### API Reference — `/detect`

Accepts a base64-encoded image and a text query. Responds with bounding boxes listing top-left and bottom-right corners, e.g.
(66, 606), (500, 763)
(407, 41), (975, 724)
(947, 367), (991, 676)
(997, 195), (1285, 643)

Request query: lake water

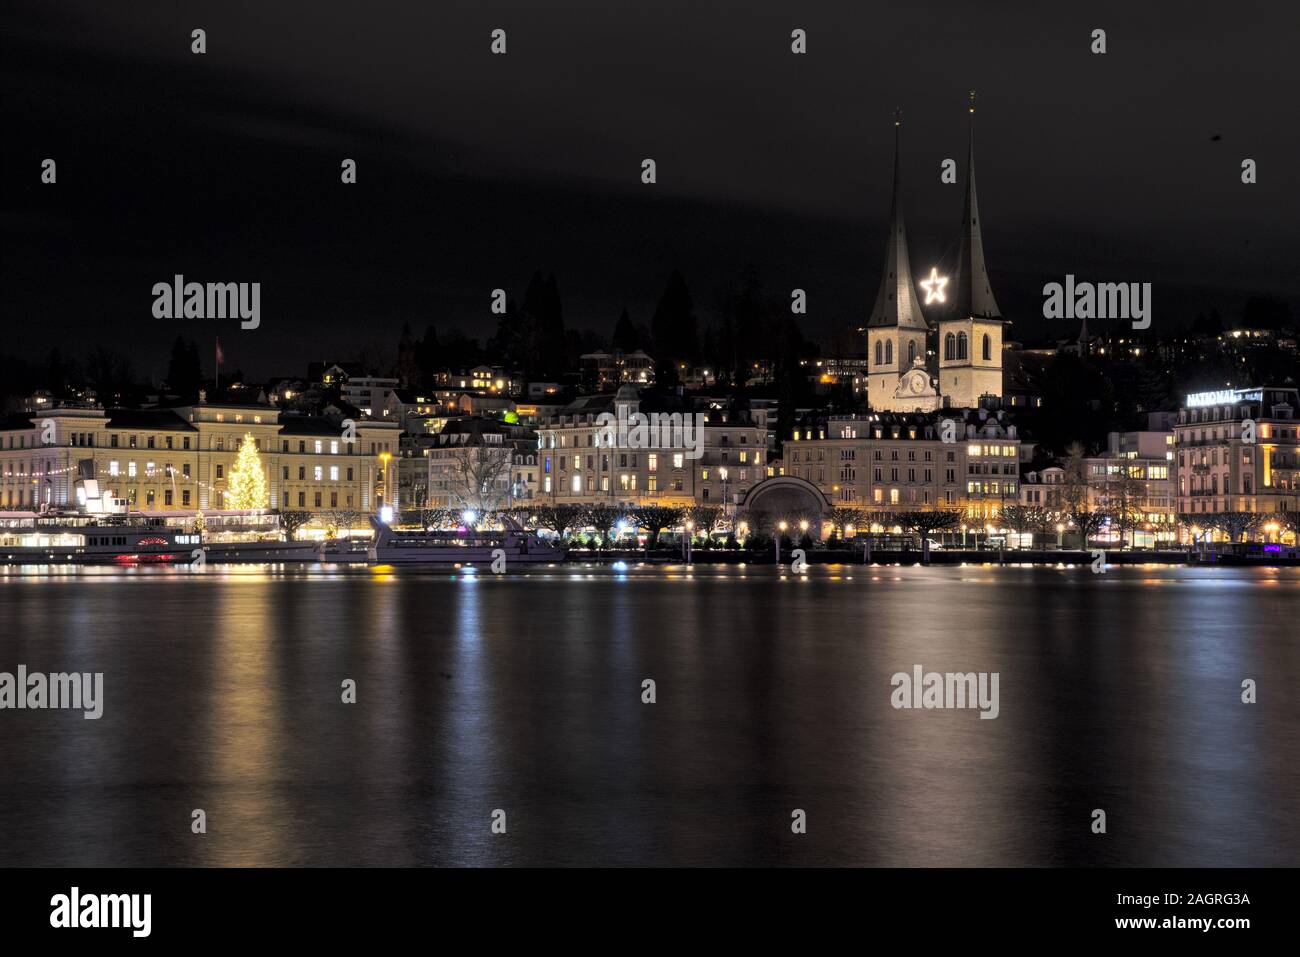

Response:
(1, 562), (1297, 866)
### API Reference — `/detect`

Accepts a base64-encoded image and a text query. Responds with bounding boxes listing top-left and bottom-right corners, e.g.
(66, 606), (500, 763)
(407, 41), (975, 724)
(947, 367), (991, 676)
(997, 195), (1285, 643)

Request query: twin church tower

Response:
(864, 94), (1004, 413)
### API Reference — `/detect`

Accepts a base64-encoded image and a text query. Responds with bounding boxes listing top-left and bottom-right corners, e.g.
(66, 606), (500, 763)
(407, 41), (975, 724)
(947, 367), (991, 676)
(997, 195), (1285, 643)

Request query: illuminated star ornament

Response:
(920, 267), (948, 305)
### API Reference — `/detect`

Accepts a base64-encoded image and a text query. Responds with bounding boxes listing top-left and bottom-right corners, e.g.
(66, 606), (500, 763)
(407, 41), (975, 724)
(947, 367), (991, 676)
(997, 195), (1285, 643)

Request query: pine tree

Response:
(227, 433), (268, 510)
(611, 307), (640, 352)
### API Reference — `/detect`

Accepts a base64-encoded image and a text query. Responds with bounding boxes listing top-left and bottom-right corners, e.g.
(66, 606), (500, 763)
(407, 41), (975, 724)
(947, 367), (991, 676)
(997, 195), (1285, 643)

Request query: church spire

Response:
(951, 91), (1002, 321)
(866, 109), (927, 331)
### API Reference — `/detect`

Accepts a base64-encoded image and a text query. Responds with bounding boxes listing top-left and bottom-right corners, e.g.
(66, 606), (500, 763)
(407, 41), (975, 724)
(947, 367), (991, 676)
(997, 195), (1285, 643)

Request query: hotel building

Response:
(1174, 386), (1300, 517)
(0, 397), (400, 516)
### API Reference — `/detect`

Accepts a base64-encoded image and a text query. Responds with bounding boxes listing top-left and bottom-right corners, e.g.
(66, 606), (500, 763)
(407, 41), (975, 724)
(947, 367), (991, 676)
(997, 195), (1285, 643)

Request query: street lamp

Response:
(777, 520), (788, 565)
(376, 450), (394, 518)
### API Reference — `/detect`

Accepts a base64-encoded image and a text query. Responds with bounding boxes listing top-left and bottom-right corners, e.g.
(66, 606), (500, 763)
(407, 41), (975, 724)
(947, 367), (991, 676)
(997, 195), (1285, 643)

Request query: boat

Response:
(0, 523), (195, 566)
(368, 516), (564, 565)
(0, 521), (324, 566)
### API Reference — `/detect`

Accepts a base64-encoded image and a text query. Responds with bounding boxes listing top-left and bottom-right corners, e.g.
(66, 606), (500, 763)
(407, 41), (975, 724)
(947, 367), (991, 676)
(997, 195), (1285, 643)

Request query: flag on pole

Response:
(215, 337), (225, 366)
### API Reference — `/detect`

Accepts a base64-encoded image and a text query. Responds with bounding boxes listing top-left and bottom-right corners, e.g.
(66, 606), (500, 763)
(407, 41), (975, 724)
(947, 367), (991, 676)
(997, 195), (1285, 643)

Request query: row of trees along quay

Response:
(305, 502), (1297, 562)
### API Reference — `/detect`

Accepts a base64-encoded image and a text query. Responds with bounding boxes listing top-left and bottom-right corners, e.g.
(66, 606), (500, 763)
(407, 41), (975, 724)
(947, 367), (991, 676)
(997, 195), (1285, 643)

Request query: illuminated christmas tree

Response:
(227, 433), (268, 510)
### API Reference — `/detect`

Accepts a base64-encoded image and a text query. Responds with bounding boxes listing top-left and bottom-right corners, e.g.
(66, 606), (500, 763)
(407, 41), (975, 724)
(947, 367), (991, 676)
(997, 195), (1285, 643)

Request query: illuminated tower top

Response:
(951, 91), (1002, 322)
(866, 109), (928, 332)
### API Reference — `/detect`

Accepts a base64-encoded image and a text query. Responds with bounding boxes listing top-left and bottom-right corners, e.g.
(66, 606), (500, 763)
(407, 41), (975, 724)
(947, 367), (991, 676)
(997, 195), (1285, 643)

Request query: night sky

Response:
(3, 0), (1297, 382)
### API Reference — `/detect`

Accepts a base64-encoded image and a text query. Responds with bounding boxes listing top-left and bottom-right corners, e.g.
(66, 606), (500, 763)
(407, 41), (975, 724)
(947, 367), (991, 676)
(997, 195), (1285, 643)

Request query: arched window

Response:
(957, 332), (968, 360)
(944, 333), (956, 360)
(884, 340), (893, 365)
(982, 334), (991, 360)
(874, 340), (883, 365)
(907, 340), (916, 364)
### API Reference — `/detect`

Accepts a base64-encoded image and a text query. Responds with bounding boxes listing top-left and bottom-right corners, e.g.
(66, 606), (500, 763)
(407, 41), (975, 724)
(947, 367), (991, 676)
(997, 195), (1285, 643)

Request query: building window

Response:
(982, 333), (991, 360)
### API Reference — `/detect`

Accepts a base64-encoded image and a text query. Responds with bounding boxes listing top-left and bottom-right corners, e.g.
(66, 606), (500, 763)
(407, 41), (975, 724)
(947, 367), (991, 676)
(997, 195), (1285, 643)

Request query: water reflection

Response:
(0, 564), (1295, 866)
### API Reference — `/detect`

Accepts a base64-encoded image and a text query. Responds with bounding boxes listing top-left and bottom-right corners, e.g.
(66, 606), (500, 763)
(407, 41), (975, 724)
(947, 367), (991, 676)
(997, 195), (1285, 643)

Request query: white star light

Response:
(920, 268), (948, 305)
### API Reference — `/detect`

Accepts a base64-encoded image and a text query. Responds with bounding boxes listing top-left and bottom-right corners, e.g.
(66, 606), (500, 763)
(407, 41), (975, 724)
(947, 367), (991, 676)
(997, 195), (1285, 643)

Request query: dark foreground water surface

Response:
(1, 563), (1297, 866)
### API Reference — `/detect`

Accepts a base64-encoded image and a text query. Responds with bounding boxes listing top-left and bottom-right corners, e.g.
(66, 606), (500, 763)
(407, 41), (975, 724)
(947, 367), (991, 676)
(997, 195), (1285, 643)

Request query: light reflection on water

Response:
(0, 564), (1297, 866)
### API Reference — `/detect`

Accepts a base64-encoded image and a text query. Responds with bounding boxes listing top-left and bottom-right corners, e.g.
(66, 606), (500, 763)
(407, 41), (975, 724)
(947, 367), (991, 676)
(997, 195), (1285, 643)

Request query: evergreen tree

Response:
(396, 322), (420, 387)
(527, 273), (567, 380)
(611, 307), (640, 352)
(487, 296), (532, 375)
(227, 434), (268, 510)
(651, 270), (698, 384)
(416, 325), (440, 385)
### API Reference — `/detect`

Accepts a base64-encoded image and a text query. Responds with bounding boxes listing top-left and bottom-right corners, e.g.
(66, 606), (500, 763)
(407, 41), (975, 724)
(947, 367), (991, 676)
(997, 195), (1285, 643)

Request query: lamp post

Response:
(777, 520), (788, 565)
(378, 451), (392, 515)
(684, 519), (694, 564)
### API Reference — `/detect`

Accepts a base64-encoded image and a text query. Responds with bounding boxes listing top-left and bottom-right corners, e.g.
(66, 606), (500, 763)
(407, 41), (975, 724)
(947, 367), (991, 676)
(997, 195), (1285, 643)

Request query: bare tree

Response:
(632, 505), (684, 548)
(279, 510), (311, 541)
(582, 503), (626, 547)
(825, 507), (865, 542)
(687, 505), (724, 539)
(1098, 469), (1147, 549)
(444, 445), (513, 517)
(1208, 511), (1262, 543)
(321, 509), (365, 539)
(529, 504), (586, 541)
(898, 508), (962, 562)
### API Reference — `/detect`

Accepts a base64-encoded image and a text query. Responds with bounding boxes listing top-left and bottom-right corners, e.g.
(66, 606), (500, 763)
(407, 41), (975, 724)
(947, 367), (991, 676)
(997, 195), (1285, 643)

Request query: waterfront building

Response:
(1084, 430), (1177, 546)
(1173, 386), (1300, 519)
(536, 386), (768, 511)
(425, 416), (538, 512)
(0, 396), (399, 517)
(783, 406), (1023, 521)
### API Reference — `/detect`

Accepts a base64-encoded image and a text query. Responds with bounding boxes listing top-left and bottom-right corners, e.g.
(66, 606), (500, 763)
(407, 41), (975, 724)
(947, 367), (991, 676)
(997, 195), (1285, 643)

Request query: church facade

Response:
(865, 98), (1005, 413)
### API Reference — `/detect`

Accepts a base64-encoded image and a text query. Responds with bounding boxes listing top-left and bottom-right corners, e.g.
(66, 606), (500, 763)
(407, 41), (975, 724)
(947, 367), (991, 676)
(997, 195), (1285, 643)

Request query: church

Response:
(865, 96), (1005, 413)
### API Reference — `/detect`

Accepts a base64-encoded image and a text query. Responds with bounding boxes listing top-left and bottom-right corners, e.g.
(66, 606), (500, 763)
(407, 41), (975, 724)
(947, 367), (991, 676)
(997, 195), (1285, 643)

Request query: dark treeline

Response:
(389, 265), (820, 409)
